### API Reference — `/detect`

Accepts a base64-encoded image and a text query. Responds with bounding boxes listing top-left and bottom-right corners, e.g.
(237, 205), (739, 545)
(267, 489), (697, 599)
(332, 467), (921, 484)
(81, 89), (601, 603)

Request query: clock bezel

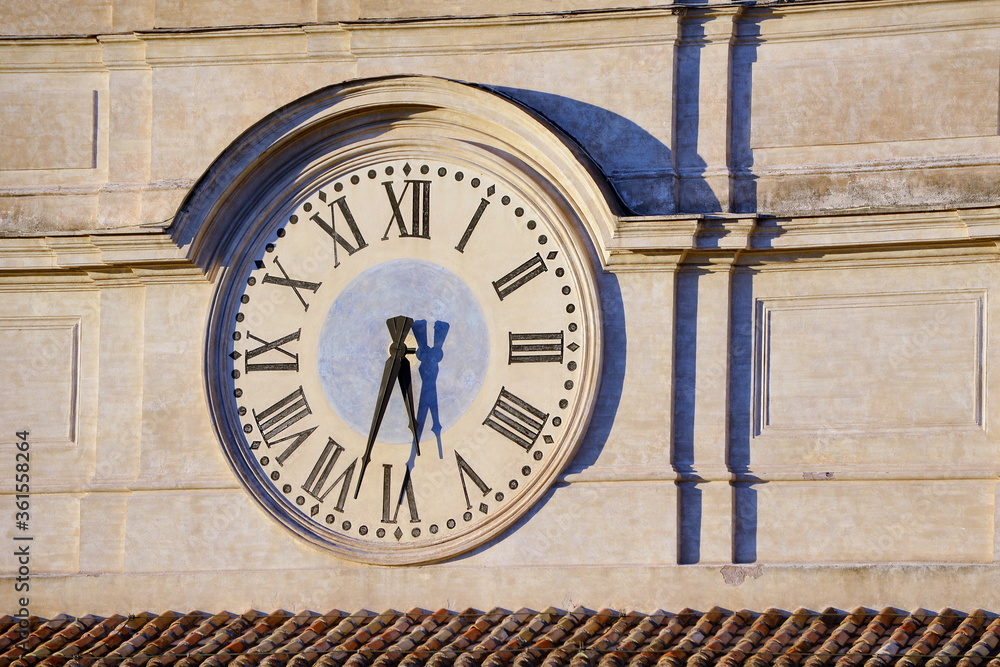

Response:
(189, 77), (618, 564)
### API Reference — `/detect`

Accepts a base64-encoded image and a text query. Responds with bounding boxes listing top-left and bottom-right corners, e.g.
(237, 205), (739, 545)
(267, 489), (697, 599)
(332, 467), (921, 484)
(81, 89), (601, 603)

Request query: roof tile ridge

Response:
(628, 609), (697, 667)
(1, 617), (29, 655)
(204, 611), (292, 667)
(288, 610), (375, 667)
(13, 616), (95, 667)
(42, 615), (127, 667)
(865, 610), (929, 667)
(425, 607), (507, 667)
(513, 607), (589, 667)
(834, 608), (898, 667)
(316, 611), (400, 667)
(895, 608), (960, 667)
(259, 609), (345, 667)
(482, 607), (561, 667)
(343, 608), (424, 667)
(123, 613), (206, 667)
(597, 611), (668, 667)
(453, 608), (534, 667)
(571, 612), (642, 667)
(92, 614), (180, 667)
(770, 609), (837, 667)
(4, 617), (75, 666)
(803, 607), (869, 667)
(686, 610), (753, 667)
(718, 608), (786, 667)
(398, 608), (476, 667)
(656, 607), (726, 667)
(173, 611), (261, 667)
(231, 611), (317, 667)
(541, 609), (616, 667)
(372, 608), (451, 667)
(66, 615), (153, 667)
(927, 610), (987, 667)
(147, 612), (233, 667)
(956, 617), (1000, 667)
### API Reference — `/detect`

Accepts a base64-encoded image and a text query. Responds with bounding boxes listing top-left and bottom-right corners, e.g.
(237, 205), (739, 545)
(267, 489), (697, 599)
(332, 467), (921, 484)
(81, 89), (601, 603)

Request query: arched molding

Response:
(171, 75), (624, 277)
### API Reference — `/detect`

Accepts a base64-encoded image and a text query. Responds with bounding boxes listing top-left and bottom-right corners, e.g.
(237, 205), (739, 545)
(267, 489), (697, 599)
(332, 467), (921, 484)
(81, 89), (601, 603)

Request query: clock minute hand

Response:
(353, 316), (414, 499)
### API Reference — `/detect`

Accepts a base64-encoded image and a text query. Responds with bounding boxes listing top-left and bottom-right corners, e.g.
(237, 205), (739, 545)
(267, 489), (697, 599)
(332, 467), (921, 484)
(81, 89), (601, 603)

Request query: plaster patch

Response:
(720, 564), (764, 586)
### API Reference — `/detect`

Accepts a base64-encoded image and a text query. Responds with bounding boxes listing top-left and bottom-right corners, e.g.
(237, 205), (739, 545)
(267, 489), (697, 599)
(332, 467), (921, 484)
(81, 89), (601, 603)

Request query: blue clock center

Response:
(318, 259), (490, 447)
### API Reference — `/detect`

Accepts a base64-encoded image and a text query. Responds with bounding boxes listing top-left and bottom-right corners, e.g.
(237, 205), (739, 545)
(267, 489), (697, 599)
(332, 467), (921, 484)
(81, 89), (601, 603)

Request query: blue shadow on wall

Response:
(489, 6), (774, 561)
(489, 86), (676, 216)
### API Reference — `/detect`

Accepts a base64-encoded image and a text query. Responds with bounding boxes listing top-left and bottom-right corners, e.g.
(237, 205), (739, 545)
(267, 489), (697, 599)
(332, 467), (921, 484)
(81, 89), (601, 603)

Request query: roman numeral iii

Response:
(492, 253), (547, 300)
(483, 387), (549, 451)
(508, 331), (564, 364)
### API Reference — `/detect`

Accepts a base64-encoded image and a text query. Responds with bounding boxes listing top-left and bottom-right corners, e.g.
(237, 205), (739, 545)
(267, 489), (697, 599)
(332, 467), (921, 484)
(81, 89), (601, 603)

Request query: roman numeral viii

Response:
(483, 387), (549, 451)
(508, 331), (564, 364)
(383, 180), (431, 240)
(311, 194), (368, 267)
(252, 386), (317, 465)
(493, 253), (547, 300)
(244, 329), (300, 372)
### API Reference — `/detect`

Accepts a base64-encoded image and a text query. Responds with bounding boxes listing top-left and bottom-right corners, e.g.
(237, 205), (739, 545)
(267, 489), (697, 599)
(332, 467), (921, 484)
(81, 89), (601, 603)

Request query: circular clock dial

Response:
(211, 155), (600, 563)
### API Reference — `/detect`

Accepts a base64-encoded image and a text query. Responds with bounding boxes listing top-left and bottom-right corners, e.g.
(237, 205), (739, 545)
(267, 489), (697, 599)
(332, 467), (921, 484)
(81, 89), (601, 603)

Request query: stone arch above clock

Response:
(171, 75), (624, 277)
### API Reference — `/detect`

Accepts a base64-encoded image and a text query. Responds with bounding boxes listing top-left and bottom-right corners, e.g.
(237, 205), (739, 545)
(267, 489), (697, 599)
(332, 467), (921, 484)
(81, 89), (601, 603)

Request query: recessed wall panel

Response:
(756, 291), (984, 434)
(0, 317), (80, 445)
(0, 91), (97, 171)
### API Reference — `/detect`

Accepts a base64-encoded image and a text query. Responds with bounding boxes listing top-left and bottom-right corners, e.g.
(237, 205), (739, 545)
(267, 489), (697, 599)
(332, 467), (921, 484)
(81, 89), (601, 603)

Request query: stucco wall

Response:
(1, 0), (1000, 615)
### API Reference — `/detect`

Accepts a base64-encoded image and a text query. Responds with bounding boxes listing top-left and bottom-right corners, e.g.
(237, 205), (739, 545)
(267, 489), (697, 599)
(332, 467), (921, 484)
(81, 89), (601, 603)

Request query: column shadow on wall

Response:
(673, 17), (722, 214)
(672, 7), (772, 563)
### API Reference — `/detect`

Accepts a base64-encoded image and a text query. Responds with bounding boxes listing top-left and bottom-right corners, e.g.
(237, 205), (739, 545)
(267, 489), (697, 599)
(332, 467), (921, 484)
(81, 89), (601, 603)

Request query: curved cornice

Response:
(170, 75), (624, 277)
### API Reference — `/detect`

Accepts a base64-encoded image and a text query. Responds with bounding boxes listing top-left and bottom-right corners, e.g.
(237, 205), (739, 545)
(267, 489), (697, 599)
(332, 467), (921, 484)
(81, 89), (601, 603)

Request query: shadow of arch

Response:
(490, 87), (676, 216)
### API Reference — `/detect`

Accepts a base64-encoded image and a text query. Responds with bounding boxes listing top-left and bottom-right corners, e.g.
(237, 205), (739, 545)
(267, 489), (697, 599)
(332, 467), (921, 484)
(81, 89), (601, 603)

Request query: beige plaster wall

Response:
(1, 0), (998, 233)
(2, 0), (1000, 614)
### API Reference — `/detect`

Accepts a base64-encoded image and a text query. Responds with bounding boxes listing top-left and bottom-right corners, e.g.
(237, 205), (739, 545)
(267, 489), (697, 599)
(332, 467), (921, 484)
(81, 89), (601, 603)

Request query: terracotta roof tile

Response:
(7, 609), (1000, 667)
(927, 610), (986, 667)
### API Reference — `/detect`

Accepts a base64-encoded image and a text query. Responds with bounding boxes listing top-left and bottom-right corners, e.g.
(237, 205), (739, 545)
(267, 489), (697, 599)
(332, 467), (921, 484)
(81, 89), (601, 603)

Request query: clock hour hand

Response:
(354, 316), (414, 499)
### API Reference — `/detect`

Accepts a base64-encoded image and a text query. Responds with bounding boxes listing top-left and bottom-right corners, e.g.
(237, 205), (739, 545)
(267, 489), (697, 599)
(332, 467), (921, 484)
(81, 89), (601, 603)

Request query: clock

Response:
(207, 151), (602, 564)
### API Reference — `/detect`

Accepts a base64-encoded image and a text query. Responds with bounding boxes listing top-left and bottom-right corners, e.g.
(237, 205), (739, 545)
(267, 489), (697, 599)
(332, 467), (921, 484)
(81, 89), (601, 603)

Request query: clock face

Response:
(209, 154), (601, 564)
